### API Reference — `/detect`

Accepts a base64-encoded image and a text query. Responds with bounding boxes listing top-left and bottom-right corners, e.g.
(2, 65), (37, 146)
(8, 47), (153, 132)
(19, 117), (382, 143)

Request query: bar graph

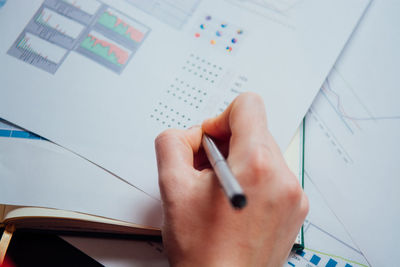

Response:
(285, 251), (317, 267)
(35, 7), (85, 39)
(16, 33), (67, 64)
(310, 255), (321, 265)
(0, 0), (6, 9)
(7, 32), (68, 73)
(293, 249), (363, 267)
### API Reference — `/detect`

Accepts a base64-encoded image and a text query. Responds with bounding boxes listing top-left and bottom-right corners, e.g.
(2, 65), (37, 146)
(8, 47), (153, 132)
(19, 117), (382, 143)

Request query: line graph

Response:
(80, 31), (131, 66)
(323, 78), (400, 123)
(97, 9), (149, 44)
(35, 7), (85, 39)
(318, 68), (400, 135)
(302, 220), (368, 267)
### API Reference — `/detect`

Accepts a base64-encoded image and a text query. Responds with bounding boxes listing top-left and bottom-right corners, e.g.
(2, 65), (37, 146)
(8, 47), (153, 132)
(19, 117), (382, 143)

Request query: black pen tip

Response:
(231, 194), (247, 209)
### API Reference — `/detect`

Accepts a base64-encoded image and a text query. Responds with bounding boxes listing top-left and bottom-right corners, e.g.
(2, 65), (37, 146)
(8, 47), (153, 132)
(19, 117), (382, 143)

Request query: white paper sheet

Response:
(0, 117), (301, 228)
(0, 135), (162, 228)
(0, 0), (369, 198)
(303, 174), (369, 267)
(304, 0), (400, 265)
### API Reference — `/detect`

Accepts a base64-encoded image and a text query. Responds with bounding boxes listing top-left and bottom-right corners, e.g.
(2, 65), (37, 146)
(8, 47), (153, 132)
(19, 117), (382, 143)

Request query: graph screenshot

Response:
(36, 8), (85, 40)
(78, 31), (132, 72)
(95, 8), (149, 47)
(8, 0), (150, 74)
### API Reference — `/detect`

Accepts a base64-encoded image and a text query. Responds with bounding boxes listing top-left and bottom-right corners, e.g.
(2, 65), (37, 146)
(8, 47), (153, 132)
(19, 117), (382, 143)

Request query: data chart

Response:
(8, 32), (68, 73)
(79, 31), (132, 70)
(8, 0), (150, 74)
(36, 7), (85, 39)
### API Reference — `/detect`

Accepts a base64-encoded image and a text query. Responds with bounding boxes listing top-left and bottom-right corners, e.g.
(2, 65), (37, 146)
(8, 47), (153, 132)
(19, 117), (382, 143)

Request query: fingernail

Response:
(188, 124), (201, 131)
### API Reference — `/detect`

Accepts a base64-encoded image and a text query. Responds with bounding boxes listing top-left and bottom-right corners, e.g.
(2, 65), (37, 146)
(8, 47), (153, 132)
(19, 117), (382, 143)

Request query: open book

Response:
(0, 206), (158, 236)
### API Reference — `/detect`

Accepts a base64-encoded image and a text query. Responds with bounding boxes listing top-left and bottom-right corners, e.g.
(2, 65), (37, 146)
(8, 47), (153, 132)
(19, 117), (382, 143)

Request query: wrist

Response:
(169, 249), (253, 267)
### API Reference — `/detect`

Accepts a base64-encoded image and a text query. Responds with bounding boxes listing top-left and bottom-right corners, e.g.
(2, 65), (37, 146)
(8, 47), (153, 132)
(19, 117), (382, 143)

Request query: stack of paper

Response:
(7, 0), (400, 266)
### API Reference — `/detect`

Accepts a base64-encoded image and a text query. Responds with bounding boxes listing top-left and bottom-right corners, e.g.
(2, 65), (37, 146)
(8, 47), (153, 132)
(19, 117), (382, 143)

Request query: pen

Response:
(202, 134), (247, 209)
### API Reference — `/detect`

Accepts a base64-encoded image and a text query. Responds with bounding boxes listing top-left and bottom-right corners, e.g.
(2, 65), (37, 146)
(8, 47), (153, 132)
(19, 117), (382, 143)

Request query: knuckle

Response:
(281, 174), (303, 205)
(155, 129), (180, 145)
(248, 144), (274, 178)
(155, 129), (185, 153)
(238, 92), (264, 105)
(159, 171), (190, 202)
(300, 194), (310, 218)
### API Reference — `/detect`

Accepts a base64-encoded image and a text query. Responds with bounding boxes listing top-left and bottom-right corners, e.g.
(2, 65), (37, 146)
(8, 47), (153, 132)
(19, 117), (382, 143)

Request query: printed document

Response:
(0, 0), (369, 198)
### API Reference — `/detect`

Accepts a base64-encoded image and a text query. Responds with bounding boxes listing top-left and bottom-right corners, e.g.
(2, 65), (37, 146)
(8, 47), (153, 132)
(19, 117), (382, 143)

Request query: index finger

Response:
(155, 126), (203, 193)
(202, 92), (272, 156)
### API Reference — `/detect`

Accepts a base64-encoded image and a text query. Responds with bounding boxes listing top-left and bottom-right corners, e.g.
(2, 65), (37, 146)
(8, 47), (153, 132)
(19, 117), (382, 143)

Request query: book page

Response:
(3, 206), (156, 230)
(284, 128), (301, 182)
(0, 136), (162, 229)
(0, 205), (5, 223)
(0, 0), (369, 199)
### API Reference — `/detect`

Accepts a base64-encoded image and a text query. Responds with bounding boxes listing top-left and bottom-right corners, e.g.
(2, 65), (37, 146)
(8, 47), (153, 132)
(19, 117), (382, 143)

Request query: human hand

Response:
(155, 92), (308, 267)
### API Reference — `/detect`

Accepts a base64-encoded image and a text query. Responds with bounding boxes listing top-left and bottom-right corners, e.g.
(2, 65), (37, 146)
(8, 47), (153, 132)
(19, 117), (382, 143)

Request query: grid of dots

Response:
(150, 102), (192, 129)
(182, 54), (223, 84)
(167, 77), (208, 110)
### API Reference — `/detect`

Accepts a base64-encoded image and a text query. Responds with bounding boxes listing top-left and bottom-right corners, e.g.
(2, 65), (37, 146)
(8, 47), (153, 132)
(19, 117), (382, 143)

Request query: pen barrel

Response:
(213, 161), (246, 208)
(202, 135), (247, 209)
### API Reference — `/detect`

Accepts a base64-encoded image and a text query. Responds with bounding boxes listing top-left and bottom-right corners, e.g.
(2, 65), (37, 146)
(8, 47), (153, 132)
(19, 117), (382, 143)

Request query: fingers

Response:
(203, 92), (268, 141)
(155, 126), (203, 189)
(202, 93), (276, 163)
